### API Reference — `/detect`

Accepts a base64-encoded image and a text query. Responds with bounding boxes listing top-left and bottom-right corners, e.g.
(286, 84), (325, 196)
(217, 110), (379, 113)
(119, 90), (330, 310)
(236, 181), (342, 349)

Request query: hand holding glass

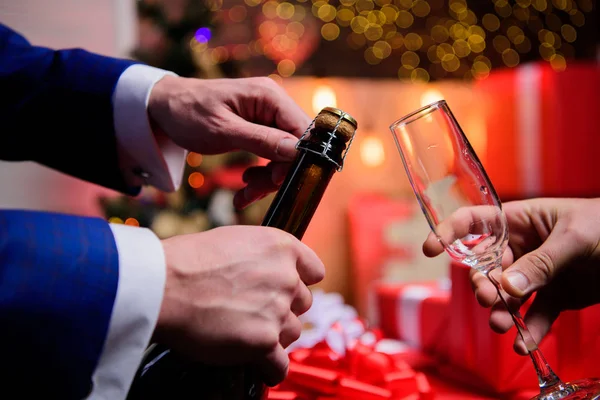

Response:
(390, 100), (600, 400)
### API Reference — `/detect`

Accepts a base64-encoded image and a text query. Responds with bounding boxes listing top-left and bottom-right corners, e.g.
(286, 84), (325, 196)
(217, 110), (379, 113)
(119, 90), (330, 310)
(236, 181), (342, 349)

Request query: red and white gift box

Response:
(475, 61), (600, 199)
(370, 280), (451, 356)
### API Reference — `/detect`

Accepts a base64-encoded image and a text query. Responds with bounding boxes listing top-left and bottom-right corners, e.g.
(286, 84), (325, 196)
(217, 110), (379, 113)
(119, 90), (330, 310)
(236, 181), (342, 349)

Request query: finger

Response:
(290, 281), (313, 316)
(423, 231), (444, 257)
(488, 295), (521, 333)
(501, 226), (583, 298)
(489, 306), (514, 334)
(513, 291), (560, 356)
(229, 118), (301, 162)
(258, 80), (313, 138)
(279, 313), (303, 349)
(435, 205), (505, 255)
(257, 344), (289, 387)
(293, 240), (326, 286)
(471, 269), (498, 308)
(242, 162), (290, 186)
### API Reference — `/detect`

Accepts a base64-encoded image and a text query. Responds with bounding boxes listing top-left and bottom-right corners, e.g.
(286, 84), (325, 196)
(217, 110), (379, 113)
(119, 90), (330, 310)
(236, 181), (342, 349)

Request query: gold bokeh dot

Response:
(356, 0), (375, 12)
(561, 24), (577, 42)
(380, 5), (399, 23)
(364, 47), (381, 65)
(401, 51), (420, 69)
(468, 35), (486, 53)
(441, 54), (460, 72)
(347, 32), (367, 49)
(579, 0), (593, 12)
(412, 0), (431, 17)
(404, 32), (423, 50)
(364, 24), (384, 41)
(552, 0), (567, 10)
(321, 23), (341, 40)
(396, 10), (414, 28)
(515, 36), (532, 53)
(449, 0), (467, 14)
(482, 14), (500, 31)
(453, 39), (471, 57)
(545, 13), (562, 31)
(411, 68), (430, 83)
(262, 1), (279, 18)
(427, 45), (440, 62)
(277, 59), (296, 77)
(472, 60), (491, 79)
(539, 43), (556, 60)
(570, 10), (585, 27)
(351, 15), (369, 34)
(531, 0), (547, 11)
(431, 25), (449, 43)
(513, 6), (530, 21)
(550, 53), (567, 71)
(493, 35), (511, 52)
(387, 32), (404, 49)
(502, 48), (520, 67)
(373, 40), (393, 58)
(337, 8), (355, 26)
(276, 2), (295, 19)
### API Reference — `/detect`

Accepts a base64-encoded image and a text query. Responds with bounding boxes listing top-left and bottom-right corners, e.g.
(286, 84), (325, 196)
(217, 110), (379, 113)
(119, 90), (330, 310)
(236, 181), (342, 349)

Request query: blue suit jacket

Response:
(0, 24), (142, 398)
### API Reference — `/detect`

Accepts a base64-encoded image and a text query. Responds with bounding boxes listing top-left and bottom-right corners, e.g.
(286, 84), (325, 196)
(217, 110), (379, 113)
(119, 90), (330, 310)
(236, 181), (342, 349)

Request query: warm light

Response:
(420, 89), (444, 107)
(187, 152), (203, 167)
(312, 85), (337, 115)
(360, 136), (385, 167)
(125, 218), (140, 227)
(108, 217), (123, 224)
(188, 172), (205, 188)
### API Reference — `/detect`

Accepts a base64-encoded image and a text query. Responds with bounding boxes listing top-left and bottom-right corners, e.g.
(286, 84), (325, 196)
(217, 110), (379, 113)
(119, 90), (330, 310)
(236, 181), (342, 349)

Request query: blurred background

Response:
(1, 0), (598, 317)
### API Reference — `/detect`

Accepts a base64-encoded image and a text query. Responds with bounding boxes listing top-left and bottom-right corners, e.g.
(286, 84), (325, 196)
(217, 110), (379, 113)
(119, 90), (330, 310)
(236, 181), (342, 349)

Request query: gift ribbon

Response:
(271, 321), (434, 400)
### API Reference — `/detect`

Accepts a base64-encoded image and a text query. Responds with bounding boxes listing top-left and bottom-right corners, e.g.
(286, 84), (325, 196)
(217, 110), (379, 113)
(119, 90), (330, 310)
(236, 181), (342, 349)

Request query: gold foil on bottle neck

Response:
(314, 107), (358, 142)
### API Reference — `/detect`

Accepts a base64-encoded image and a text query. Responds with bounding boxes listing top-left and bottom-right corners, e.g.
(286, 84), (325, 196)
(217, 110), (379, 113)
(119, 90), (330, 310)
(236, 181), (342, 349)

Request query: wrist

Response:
(153, 238), (184, 343)
(147, 75), (180, 135)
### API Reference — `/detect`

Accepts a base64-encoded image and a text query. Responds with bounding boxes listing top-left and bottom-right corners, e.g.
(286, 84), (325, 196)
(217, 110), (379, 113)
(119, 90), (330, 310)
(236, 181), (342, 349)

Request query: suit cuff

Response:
(88, 224), (166, 400)
(112, 64), (187, 192)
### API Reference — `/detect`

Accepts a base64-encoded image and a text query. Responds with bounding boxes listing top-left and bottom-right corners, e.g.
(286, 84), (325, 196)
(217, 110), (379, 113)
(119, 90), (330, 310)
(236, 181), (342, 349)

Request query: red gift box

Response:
(372, 280), (451, 355)
(475, 61), (600, 199)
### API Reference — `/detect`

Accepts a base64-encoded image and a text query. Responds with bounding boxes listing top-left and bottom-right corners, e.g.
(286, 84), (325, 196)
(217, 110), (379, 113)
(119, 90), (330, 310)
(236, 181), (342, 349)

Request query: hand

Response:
(424, 198), (600, 355)
(148, 76), (311, 209)
(153, 225), (325, 386)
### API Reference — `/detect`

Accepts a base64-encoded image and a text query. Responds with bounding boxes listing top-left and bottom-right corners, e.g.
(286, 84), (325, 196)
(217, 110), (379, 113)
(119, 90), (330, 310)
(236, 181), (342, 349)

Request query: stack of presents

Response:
(268, 62), (600, 400)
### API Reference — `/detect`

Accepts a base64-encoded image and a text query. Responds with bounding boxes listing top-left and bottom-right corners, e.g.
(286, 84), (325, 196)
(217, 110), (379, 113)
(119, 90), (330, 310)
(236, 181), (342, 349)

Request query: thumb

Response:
(501, 229), (580, 298)
(230, 119), (300, 162)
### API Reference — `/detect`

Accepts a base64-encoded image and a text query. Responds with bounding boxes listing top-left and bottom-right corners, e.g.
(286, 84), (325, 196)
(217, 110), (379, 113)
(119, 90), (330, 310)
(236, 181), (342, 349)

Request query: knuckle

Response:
(528, 251), (555, 282)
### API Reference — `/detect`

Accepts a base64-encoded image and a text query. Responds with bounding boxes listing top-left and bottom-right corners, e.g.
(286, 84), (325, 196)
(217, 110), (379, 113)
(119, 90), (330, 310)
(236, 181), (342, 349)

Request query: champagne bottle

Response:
(126, 107), (358, 400)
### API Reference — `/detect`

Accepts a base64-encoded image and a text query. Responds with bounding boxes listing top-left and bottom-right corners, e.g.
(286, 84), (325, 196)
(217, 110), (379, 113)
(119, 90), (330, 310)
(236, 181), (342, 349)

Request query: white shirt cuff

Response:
(87, 224), (166, 400)
(112, 64), (187, 192)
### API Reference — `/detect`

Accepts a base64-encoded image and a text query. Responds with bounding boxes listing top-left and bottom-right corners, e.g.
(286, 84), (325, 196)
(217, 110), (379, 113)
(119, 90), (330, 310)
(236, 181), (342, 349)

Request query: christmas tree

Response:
(99, 0), (271, 237)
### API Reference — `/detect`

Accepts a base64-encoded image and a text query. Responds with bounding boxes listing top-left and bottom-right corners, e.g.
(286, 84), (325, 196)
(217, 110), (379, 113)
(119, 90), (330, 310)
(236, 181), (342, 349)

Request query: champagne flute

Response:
(389, 100), (600, 400)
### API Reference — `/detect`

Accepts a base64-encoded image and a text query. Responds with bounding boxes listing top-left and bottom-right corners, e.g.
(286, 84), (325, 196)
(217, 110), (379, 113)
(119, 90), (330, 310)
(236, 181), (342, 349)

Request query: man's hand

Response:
(424, 198), (600, 355)
(153, 225), (325, 386)
(148, 76), (311, 209)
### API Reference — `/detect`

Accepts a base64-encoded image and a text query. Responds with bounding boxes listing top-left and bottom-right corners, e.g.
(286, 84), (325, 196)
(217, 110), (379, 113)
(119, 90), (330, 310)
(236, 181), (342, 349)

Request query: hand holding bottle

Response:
(153, 225), (325, 386)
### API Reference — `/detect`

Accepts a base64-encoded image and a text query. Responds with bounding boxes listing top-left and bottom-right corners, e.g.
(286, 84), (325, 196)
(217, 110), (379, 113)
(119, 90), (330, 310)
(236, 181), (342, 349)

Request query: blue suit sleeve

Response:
(0, 209), (119, 399)
(0, 23), (140, 195)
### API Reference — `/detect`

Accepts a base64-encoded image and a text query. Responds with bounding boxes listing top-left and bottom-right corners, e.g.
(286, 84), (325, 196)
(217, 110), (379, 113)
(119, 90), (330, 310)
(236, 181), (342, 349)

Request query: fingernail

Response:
(277, 137), (298, 159)
(506, 271), (530, 294)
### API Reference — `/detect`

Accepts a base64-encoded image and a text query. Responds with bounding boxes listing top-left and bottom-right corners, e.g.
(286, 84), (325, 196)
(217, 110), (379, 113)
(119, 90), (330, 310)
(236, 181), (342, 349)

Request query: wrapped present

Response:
(371, 280), (451, 355)
(272, 291), (437, 400)
(347, 194), (449, 317)
(475, 61), (600, 199)
(270, 329), (437, 400)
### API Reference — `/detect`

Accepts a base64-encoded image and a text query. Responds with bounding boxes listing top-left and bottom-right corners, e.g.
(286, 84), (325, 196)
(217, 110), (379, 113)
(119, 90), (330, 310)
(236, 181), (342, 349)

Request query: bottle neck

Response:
(261, 149), (340, 240)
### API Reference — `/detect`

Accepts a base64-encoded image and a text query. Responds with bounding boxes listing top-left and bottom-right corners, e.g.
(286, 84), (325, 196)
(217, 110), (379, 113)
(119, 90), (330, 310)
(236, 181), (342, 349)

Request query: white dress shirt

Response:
(87, 64), (187, 400)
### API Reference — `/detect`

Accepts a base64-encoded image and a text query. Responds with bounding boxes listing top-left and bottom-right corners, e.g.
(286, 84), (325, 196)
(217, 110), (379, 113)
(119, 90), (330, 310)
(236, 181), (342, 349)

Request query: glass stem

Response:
(482, 265), (563, 392)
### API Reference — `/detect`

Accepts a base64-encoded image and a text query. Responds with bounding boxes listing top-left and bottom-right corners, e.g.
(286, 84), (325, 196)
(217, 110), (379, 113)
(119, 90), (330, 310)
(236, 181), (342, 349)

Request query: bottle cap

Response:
(315, 107), (358, 143)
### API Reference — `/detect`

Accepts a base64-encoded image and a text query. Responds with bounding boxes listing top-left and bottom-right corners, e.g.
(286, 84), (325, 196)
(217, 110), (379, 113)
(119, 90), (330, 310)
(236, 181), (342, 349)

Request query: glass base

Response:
(531, 378), (600, 400)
